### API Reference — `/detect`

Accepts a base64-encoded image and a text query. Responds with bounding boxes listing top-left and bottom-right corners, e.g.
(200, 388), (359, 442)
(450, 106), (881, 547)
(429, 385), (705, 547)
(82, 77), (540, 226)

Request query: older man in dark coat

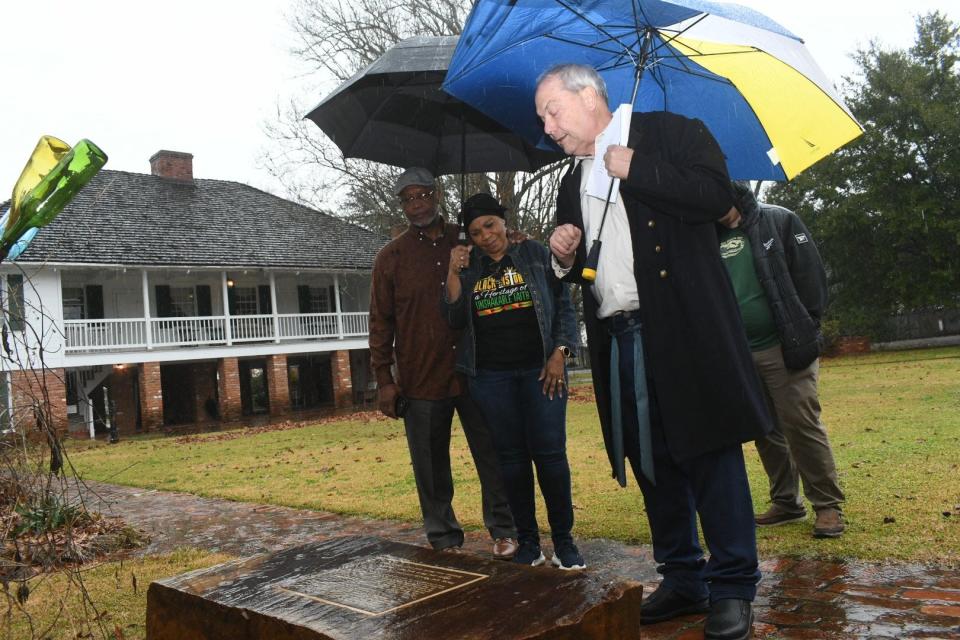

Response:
(539, 63), (771, 640)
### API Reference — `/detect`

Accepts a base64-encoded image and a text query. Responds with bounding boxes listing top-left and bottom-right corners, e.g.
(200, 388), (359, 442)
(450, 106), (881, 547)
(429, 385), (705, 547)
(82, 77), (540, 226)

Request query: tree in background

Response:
(262, 0), (567, 240)
(767, 12), (959, 338)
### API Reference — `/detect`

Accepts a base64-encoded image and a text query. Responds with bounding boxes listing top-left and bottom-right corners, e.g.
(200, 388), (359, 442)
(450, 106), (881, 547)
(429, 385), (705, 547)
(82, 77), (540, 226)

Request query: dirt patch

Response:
(172, 411), (390, 445)
(2, 513), (147, 576)
(568, 384), (596, 404)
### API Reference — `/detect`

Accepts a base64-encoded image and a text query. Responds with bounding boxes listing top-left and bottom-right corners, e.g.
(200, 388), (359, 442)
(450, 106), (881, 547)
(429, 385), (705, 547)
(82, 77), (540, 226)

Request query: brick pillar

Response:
(266, 354), (290, 417)
(138, 362), (163, 431)
(9, 368), (68, 435)
(330, 350), (353, 409)
(217, 357), (242, 422)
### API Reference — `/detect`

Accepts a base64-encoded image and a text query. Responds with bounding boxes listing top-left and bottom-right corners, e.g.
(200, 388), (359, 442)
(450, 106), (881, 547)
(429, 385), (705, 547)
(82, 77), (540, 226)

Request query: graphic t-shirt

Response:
(472, 255), (544, 370)
(718, 227), (779, 351)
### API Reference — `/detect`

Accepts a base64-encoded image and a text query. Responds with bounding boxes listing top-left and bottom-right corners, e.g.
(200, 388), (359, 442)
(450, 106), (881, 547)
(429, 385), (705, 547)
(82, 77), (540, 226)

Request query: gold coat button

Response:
(647, 220), (656, 228)
(655, 245), (662, 253)
(659, 269), (668, 278)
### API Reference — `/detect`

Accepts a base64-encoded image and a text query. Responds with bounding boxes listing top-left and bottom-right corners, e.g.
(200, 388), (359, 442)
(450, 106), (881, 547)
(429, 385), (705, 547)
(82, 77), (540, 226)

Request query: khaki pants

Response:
(752, 345), (845, 512)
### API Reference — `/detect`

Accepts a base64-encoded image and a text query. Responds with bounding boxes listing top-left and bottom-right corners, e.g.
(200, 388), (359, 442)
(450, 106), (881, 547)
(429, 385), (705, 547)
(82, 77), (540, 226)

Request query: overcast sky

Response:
(0, 1), (954, 203)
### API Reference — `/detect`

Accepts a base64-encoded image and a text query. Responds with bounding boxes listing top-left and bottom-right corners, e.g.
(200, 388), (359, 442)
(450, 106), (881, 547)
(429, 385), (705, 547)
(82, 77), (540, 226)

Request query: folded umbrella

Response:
(305, 35), (564, 176)
(442, 0), (863, 181)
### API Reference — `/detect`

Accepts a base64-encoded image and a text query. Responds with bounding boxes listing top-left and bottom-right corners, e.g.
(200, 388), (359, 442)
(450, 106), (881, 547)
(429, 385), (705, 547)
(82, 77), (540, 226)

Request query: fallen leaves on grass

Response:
(172, 411), (388, 445)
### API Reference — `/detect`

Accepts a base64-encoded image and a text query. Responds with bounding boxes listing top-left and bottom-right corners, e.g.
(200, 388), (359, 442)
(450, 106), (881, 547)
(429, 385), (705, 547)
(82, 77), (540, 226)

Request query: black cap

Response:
(462, 192), (507, 229)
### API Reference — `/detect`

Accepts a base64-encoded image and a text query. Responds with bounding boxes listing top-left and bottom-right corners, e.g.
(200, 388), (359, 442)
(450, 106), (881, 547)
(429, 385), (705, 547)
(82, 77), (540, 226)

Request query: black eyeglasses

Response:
(399, 190), (435, 205)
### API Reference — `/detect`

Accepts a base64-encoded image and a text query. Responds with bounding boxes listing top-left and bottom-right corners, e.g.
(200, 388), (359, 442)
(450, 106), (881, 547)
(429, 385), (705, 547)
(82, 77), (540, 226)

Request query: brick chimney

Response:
(149, 150), (193, 182)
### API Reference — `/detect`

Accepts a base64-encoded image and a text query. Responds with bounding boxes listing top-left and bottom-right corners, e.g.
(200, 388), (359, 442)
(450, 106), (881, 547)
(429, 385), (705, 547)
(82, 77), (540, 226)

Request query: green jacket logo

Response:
(720, 236), (746, 259)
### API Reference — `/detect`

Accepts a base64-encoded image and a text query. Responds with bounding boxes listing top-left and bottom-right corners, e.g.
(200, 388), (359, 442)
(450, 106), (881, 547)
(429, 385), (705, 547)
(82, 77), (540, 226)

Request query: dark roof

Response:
(15, 170), (388, 270)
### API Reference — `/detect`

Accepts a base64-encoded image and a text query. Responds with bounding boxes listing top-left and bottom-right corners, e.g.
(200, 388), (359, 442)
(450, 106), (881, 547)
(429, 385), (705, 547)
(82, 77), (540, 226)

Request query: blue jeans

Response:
(469, 367), (574, 547)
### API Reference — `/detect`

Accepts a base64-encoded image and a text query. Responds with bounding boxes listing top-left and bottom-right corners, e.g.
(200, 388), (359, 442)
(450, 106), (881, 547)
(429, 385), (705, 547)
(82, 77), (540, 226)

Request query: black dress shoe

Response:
(704, 598), (754, 640)
(640, 586), (710, 624)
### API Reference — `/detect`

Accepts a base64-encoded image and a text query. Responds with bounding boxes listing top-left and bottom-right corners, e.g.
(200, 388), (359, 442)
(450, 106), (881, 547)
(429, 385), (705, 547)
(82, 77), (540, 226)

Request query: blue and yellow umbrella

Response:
(443, 0), (863, 180)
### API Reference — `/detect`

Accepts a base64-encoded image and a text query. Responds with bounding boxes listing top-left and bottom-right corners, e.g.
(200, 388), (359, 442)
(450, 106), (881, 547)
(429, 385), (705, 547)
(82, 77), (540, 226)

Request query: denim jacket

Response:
(441, 239), (579, 376)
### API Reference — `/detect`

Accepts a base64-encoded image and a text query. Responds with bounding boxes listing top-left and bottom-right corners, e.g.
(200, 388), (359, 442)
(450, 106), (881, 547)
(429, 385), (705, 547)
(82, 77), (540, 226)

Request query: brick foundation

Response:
(266, 354), (290, 417)
(218, 357), (242, 422)
(8, 368), (68, 435)
(330, 350), (353, 409)
(138, 362), (164, 431)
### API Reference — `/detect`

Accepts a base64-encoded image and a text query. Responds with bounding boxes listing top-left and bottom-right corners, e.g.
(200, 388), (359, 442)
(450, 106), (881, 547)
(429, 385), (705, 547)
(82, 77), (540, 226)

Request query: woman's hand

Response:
(539, 348), (567, 400)
(448, 245), (472, 278)
(446, 244), (473, 302)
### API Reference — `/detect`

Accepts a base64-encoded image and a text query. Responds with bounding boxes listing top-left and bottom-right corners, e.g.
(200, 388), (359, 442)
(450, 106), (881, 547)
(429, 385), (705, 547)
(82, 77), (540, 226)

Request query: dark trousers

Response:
(615, 329), (760, 602)
(403, 393), (516, 550)
(469, 367), (574, 548)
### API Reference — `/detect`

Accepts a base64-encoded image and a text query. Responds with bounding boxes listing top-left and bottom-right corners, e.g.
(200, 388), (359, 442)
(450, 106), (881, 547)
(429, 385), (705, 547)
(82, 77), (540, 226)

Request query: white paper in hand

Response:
(587, 104), (633, 204)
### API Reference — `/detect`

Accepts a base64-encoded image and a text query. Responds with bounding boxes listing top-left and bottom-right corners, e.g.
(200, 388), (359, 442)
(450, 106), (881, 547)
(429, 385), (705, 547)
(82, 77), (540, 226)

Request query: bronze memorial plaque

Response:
(277, 554), (488, 615)
(146, 536), (643, 639)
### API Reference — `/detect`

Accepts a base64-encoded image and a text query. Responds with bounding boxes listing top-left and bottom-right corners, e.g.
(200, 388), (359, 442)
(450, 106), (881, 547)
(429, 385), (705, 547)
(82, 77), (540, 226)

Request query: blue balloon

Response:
(7, 227), (38, 261)
(1, 205), (40, 261)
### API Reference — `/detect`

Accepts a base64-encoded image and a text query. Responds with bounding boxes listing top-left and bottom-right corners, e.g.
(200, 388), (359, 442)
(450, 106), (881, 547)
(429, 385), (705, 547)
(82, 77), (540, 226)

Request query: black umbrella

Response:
(304, 35), (564, 176)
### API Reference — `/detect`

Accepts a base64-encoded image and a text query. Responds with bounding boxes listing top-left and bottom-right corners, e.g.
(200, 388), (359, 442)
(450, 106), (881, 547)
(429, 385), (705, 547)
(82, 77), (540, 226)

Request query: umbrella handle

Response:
(582, 239), (602, 281)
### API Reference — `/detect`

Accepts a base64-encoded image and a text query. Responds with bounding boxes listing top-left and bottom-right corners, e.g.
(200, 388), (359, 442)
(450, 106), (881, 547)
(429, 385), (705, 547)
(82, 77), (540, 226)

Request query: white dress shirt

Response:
(554, 157), (639, 319)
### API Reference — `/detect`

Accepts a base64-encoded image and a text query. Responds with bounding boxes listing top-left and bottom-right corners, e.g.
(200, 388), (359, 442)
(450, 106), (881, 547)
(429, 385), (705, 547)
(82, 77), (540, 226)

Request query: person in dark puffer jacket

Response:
(718, 181), (845, 539)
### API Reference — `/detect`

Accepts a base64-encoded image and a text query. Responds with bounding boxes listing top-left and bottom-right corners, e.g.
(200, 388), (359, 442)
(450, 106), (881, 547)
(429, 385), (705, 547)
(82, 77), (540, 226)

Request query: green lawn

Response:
(69, 347), (960, 565)
(10, 549), (230, 640)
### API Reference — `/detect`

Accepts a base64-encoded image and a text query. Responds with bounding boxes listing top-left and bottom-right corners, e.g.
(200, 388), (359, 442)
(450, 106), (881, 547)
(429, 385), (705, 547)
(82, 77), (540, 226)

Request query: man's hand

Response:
(718, 206), (742, 229)
(507, 228), (528, 245)
(378, 383), (400, 419)
(603, 144), (634, 180)
(549, 224), (582, 268)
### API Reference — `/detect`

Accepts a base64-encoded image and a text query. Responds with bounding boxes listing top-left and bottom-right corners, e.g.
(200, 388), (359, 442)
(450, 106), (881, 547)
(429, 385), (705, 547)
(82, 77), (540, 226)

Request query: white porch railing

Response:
(64, 319), (148, 351)
(151, 317), (228, 347)
(230, 314), (275, 343)
(341, 312), (369, 336)
(63, 312), (369, 353)
(277, 312), (339, 339)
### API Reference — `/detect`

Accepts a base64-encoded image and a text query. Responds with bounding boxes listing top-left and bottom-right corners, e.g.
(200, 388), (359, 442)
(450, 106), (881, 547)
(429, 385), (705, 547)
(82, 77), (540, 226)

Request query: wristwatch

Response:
(557, 345), (572, 358)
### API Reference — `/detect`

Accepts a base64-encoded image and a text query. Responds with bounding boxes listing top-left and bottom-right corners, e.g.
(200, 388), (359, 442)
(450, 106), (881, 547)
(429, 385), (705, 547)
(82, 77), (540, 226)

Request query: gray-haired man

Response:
(540, 63), (772, 640)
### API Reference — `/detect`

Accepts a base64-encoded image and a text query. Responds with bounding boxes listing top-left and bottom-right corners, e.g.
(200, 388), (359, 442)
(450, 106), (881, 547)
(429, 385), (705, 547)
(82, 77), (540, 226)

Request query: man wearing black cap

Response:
(368, 167), (518, 558)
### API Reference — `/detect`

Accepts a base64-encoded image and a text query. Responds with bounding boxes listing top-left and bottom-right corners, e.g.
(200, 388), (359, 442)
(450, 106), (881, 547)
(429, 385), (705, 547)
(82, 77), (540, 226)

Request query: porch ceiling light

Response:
(226, 278), (235, 288)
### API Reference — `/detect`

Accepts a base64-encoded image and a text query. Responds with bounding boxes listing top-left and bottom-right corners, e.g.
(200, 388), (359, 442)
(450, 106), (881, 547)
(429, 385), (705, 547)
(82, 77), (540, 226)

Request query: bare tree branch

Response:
(263, 0), (568, 238)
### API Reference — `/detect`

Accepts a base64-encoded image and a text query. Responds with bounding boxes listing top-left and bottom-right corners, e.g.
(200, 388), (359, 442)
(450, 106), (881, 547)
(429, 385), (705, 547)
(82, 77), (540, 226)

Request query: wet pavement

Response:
(80, 480), (960, 639)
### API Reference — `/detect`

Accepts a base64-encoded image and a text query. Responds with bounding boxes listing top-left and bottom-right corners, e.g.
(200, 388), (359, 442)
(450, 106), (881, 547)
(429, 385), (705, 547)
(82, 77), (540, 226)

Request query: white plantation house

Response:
(0, 151), (387, 437)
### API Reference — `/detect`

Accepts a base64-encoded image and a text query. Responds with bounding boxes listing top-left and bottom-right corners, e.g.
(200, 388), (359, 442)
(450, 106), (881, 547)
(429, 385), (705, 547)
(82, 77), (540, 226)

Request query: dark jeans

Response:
(403, 393), (516, 550)
(615, 329), (760, 602)
(469, 367), (574, 548)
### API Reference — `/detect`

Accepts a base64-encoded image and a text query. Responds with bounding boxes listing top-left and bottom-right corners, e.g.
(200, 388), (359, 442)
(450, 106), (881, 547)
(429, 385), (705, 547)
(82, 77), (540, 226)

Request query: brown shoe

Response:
(493, 537), (518, 560)
(813, 508), (845, 538)
(755, 505), (806, 527)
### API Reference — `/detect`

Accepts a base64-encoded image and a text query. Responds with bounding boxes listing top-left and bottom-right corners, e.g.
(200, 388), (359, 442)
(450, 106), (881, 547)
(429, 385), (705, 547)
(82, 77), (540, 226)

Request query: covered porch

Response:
(60, 267), (371, 353)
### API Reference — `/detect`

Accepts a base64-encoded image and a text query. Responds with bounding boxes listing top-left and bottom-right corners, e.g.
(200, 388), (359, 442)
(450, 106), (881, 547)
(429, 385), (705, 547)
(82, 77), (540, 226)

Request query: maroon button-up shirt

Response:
(369, 222), (463, 400)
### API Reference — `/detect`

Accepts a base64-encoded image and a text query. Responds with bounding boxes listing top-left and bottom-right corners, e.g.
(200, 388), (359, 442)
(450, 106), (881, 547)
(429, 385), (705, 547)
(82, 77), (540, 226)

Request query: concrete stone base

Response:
(146, 536), (642, 640)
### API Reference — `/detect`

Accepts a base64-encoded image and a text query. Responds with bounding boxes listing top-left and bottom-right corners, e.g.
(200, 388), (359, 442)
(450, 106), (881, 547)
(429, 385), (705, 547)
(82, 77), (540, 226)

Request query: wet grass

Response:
(70, 347), (960, 565)
(8, 548), (230, 640)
